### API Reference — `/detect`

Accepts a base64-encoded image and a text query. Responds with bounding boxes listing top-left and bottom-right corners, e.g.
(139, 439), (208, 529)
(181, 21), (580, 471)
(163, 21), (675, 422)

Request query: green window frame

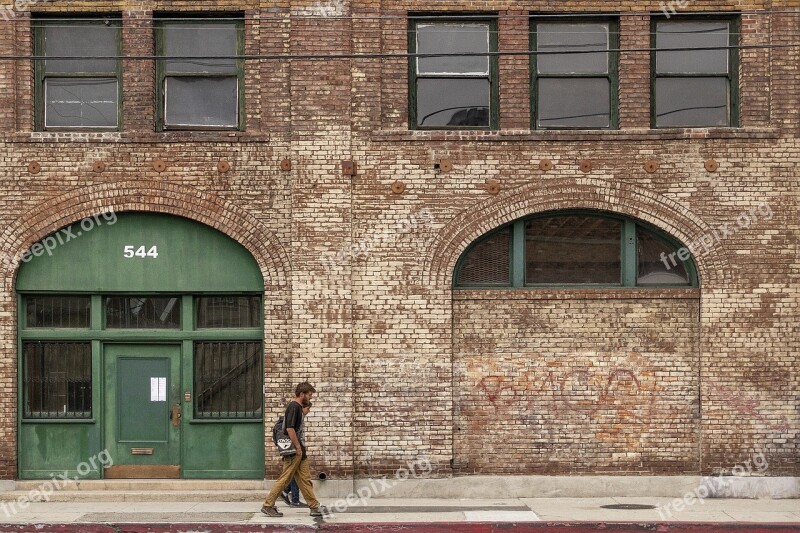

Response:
(408, 16), (499, 130)
(530, 17), (619, 130)
(651, 15), (739, 128)
(33, 16), (122, 131)
(454, 211), (699, 289)
(155, 16), (245, 131)
(18, 293), (264, 422)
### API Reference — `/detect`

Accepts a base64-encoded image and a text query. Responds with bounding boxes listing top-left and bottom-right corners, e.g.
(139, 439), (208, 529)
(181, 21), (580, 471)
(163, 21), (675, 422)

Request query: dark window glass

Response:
(537, 78), (610, 128)
(533, 21), (614, 129)
(196, 296), (261, 328)
(536, 22), (609, 75)
(637, 228), (691, 285)
(160, 21), (241, 129)
(163, 23), (238, 74)
(105, 296), (181, 329)
(456, 227), (511, 286)
(655, 77), (728, 127)
(24, 342), (92, 419)
(26, 296), (90, 328)
(413, 22), (493, 129)
(194, 342), (262, 418)
(165, 77), (238, 127)
(38, 20), (119, 129)
(654, 20), (733, 127)
(525, 216), (621, 284)
(416, 23), (490, 75)
(655, 21), (729, 74)
(45, 78), (118, 128)
(417, 78), (490, 127)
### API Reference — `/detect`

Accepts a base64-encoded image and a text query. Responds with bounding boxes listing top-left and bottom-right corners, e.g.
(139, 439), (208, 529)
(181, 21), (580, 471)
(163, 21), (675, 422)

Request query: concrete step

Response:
(0, 489), (266, 503)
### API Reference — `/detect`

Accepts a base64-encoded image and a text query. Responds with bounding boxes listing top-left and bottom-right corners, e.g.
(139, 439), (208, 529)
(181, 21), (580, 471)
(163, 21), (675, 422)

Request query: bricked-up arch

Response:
(423, 177), (731, 289)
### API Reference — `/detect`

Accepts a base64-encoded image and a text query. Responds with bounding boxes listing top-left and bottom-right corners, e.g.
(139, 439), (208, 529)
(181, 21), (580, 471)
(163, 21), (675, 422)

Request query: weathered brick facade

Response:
(0, 0), (796, 482)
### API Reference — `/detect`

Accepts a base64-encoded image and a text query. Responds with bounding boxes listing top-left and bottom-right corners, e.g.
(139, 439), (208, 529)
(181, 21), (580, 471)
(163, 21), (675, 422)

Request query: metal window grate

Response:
(23, 341), (92, 419)
(105, 296), (181, 329)
(26, 296), (91, 328)
(194, 341), (262, 419)
(196, 296), (261, 328)
(456, 227), (511, 286)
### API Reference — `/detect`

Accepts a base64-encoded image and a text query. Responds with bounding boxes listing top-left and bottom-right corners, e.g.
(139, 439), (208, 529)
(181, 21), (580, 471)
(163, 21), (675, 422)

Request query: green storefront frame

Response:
(16, 213), (266, 480)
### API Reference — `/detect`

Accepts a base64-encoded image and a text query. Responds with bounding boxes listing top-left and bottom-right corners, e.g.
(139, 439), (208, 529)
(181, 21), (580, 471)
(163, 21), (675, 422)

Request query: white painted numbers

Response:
(123, 246), (159, 259)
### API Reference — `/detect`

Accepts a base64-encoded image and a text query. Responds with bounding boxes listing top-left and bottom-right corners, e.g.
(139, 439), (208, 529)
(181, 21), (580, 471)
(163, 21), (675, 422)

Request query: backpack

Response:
(272, 415), (297, 456)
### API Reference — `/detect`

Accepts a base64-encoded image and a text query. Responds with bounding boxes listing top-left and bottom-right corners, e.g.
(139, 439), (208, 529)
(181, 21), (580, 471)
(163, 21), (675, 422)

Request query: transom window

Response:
(410, 18), (498, 129)
(34, 17), (121, 130)
(455, 213), (697, 288)
(653, 18), (738, 127)
(531, 19), (618, 129)
(156, 18), (244, 130)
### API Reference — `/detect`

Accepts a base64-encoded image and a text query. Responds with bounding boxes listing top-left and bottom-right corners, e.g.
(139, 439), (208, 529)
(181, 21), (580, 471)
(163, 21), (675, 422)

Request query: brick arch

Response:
(423, 177), (730, 288)
(0, 180), (290, 291)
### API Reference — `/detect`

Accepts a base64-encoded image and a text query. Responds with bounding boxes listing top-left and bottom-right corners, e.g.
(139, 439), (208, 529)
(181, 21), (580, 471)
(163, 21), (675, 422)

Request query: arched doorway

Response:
(16, 212), (265, 479)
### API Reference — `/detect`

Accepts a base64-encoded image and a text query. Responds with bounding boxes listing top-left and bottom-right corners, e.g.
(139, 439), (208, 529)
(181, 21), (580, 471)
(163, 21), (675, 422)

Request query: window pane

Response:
(105, 296), (181, 329)
(163, 23), (238, 74)
(537, 78), (610, 128)
(537, 22), (609, 75)
(24, 342), (91, 419)
(526, 216), (621, 284)
(196, 296), (261, 328)
(417, 23), (490, 75)
(43, 24), (117, 73)
(165, 76), (238, 127)
(637, 228), (691, 285)
(655, 77), (728, 127)
(44, 78), (118, 128)
(656, 21), (729, 74)
(194, 342), (262, 418)
(26, 296), (90, 328)
(456, 227), (510, 286)
(417, 78), (489, 127)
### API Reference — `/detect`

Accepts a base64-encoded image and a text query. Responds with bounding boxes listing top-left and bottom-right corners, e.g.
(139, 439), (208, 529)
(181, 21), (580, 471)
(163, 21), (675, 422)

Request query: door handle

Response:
(170, 403), (182, 427)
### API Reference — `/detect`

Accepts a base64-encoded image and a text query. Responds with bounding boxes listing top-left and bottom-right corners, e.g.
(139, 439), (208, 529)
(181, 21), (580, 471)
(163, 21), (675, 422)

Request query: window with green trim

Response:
(194, 341), (262, 419)
(652, 17), (738, 127)
(455, 212), (697, 288)
(156, 17), (244, 130)
(409, 17), (499, 129)
(34, 17), (121, 130)
(23, 341), (92, 419)
(531, 18), (618, 129)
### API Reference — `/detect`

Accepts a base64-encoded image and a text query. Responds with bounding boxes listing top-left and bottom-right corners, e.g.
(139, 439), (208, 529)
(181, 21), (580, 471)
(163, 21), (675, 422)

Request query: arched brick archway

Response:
(0, 180), (291, 480)
(423, 176), (730, 289)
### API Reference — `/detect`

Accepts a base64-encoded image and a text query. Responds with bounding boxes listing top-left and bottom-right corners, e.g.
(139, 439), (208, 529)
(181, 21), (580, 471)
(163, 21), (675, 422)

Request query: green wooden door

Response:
(104, 344), (181, 478)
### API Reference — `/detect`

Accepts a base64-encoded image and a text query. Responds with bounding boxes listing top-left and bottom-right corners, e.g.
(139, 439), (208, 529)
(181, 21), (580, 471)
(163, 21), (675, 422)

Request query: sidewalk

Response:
(0, 497), (798, 531)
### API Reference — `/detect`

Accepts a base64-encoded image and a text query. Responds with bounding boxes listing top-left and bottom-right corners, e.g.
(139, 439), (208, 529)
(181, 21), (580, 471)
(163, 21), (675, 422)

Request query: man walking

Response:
(262, 382), (325, 518)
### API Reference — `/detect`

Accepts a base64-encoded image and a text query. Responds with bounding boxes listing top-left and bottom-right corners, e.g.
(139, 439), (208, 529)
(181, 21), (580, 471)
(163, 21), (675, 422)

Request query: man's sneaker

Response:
(309, 506), (327, 517)
(280, 491), (291, 505)
(261, 506), (284, 517)
(290, 501), (308, 508)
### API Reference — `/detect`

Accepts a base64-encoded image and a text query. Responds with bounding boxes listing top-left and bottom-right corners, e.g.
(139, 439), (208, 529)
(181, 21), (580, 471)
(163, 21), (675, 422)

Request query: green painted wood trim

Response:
(621, 219), (636, 286)
(511, 220), (525, 287)
(408, 16), (499, 131)
(34, 17), (122, 132)
(530, 17), (619, 130)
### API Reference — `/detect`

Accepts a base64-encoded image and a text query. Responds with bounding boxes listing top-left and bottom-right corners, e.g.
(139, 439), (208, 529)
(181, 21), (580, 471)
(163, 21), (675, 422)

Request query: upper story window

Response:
(531, 18), (618, 129)
(653, 18), (738, 127)
(34, 17), (121, 130)
(409, 17), (498, 130)
(455, 212), (698, 288)
(156, 17), (244, 130)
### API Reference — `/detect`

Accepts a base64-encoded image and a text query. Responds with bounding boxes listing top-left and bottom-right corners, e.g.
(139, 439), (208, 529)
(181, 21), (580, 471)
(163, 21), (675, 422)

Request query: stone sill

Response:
(454, 288), (701, 301)
(372, 127), (780, 143)
(5, 131), (272, 144)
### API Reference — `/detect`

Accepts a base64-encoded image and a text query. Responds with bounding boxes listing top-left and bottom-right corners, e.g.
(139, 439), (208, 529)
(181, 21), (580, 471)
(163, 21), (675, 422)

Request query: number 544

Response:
(123, 246), (159, 258)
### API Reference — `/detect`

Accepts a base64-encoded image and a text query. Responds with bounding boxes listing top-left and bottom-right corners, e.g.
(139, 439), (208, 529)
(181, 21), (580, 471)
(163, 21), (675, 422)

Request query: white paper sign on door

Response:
(150, 377), (167, 402)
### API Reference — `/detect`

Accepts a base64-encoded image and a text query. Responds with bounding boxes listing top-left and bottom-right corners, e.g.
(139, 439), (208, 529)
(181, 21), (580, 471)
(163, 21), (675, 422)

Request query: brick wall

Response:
(0, 0), (796, 481)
